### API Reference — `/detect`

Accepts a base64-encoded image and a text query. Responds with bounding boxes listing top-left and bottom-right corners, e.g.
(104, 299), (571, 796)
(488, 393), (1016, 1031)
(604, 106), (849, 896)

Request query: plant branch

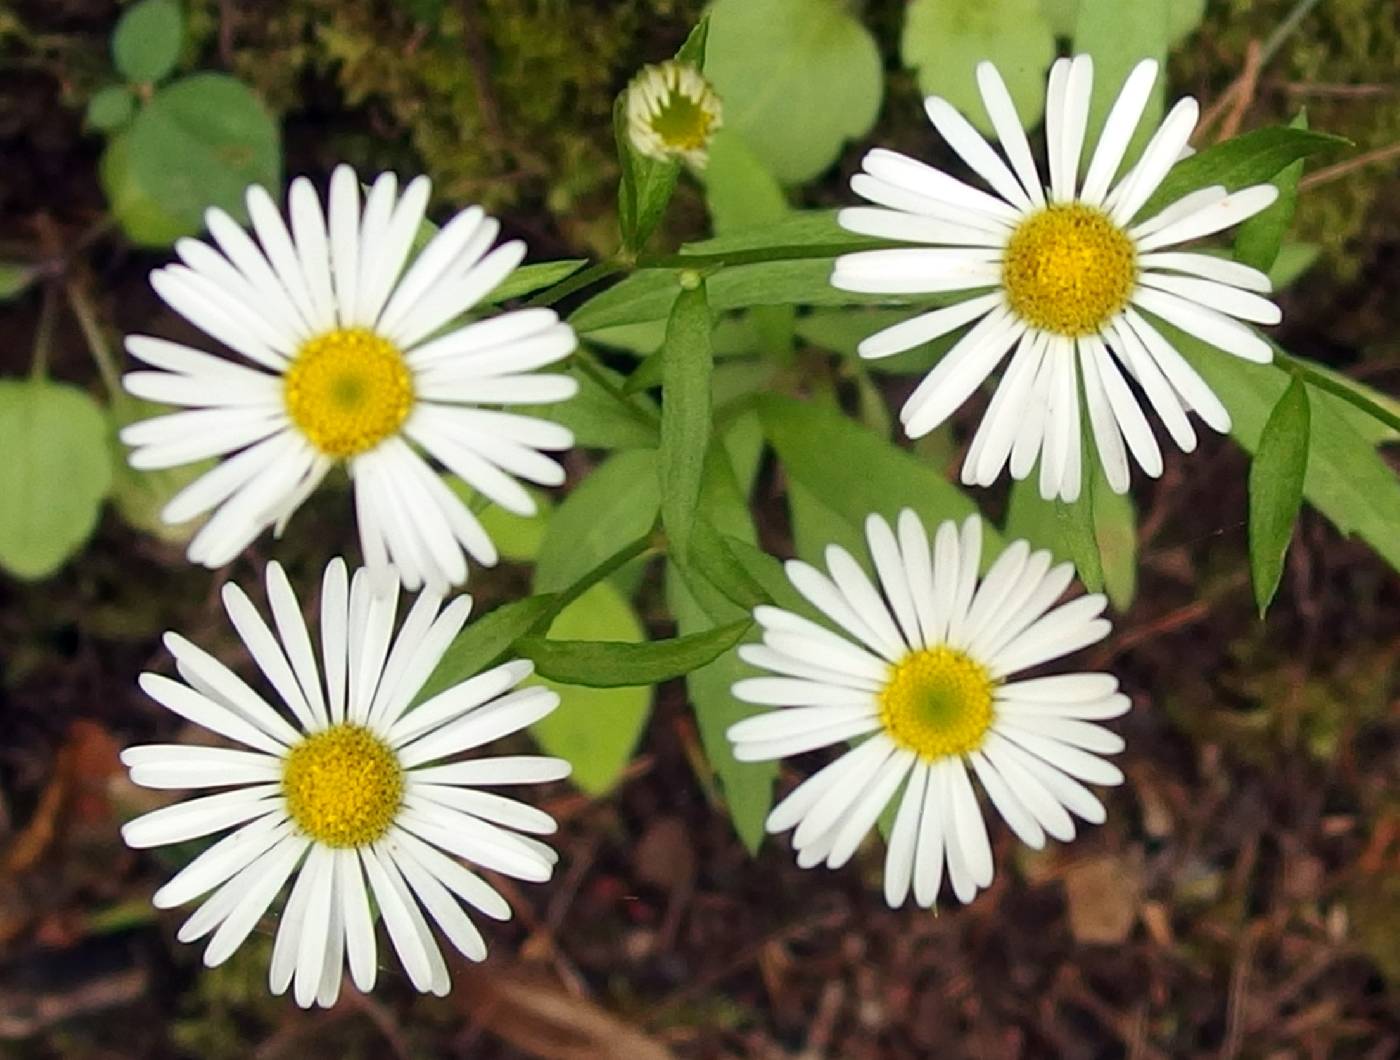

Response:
(635, 240), (880, 271)
(65, 278), (123, 399)
(533, 526), (663, 633)
(1276, 352), (1400, 435)
(526, 259), (624, 308)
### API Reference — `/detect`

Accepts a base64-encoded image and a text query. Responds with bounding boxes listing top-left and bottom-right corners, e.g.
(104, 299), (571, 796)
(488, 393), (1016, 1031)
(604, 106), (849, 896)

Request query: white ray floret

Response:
(833, 55), (1283, 501)
(122, 165), (579, 592)
(121, 558), (570, 1008)
(728, 511), (1131, 907)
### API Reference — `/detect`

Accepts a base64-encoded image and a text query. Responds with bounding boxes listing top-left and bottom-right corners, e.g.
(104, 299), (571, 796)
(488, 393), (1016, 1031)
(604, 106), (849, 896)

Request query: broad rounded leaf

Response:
(706, 0), (882, 183)
(113, 0), (184, 84)
(530, 582), (652, 795)
(125, 73), (281, 238)
(0, 381), (113, 580)
(86, 86), (136, 132)
(904, 0), (1056, 135)
(100, 133), (189, 247)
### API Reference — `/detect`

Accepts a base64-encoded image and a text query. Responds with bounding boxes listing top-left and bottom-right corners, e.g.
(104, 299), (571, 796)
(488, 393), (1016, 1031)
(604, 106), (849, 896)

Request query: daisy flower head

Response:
(728, 511), (1130, 907)
(121, 165), (579, 592)
(833, 56), (1284, 502)
(626, 59), (724, 169)
(120, 558), (569, 1007)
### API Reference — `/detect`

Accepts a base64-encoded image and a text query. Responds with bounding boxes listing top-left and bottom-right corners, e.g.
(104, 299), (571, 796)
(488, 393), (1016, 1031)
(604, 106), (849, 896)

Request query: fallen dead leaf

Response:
(456, 965), (675, 1060)
(1064, 853), (1143, 945)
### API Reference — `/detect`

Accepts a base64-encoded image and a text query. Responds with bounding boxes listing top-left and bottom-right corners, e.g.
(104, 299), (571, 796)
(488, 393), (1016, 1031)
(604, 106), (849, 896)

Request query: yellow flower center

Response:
(651, 92), (716, 153)
(283, 328), (414, 458)
(879, 647), (995, 760)
(1001, 204), (1137, 337)
(282, 724), (404, 848)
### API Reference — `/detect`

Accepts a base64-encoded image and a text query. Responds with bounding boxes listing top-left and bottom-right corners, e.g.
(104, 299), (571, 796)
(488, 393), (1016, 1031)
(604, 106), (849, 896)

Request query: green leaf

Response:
(109, 396), (209, 544)
(530, 582), (652, 795)
(1268, 242), (1319, 290)
(532, 358), (659, 449)
(788, 477), (868, 566)
(683, 209), (863, 256)
(572, 259), (915, 333)
(0, 380), (113, 580)
(675, 15), (710, 66)
(1074, 0), (1168, 161)
(484, 259), (586, 305)
(518, 620), (750, 688)
(100, 133), (190, 247)
(121, 73), (281, 242)
(705, 129), (789, 234)
(658, 282), (713, 563)
(797, 307), (960, 376)
(904, 0), (1056, 136)
(534, 449), (660, 593)
(449, 481), (551, 562)
(1140, 125), (1347, 221)
(1045, 1), (1204, 48)
(1054, 490), (1104, 593)
(757, 395), (998, 549)
(1093, 471), (1138, 611)
(614, 92), (681, 253)
(665, 435), (776, 850)
(723, 536), (820, 619)
(113, 0), (183, 84)
(1171, 330), (1400, 575)
(667, 566), (774, 852)
(1234, 112), (1309, 273)
(86, 86), (135, 132)
(413, 594), (558, 705)
(0, 262), (37, 302)
(1249, 375), (1310, 615)
(705, 0), (882, 183)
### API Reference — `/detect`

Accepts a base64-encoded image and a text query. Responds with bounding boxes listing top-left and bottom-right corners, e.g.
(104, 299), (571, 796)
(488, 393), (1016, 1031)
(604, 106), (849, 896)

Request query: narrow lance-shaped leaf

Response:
(412, 594), (558, 705)
(1054, 410), (1105, 592)
(659, 280), (714, 564)
(1234, 111), (1309, 273)
(1249, 375), (1310, 616)
(1139, 124), (1346, 220)
(517, 620), (751, 688)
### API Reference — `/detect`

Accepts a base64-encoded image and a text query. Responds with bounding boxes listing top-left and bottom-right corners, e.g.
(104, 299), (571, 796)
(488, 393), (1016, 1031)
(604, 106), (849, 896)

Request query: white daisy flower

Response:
(833, 55), (1283, 502)
(626, 59), (724, 169)
(121, 558), (569, 1007)
(121, 165), (579, 591)
(728, 511), (1129, 907)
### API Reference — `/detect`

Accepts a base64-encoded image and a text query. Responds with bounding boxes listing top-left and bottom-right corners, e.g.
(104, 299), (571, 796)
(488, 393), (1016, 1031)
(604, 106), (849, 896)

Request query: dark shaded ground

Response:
(2, 1), (1398, 1057)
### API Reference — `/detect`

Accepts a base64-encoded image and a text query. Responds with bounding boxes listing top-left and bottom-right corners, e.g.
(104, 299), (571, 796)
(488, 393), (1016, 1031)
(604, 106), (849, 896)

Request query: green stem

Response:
(635, 240), (881, 271)
(526, 259), (624, 308)
(574, 346), (661, 429)
(534, 526), (662, 632)
(1276, 351), (1400, 435)
(66, 280), (123, 399)
(29, 282), (58, 382)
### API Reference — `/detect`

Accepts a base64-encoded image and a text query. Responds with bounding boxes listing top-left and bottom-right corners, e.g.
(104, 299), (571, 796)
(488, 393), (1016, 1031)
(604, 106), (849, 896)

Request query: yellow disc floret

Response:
(879, 647), (995, 760)
(283, 328), (414, 458)
(282, 724), (404, 848)
(1001, 204), (1137, 337)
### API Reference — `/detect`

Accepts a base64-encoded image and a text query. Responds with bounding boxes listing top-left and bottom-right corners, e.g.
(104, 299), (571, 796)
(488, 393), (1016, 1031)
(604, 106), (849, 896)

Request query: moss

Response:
(1172, 0), (1400, 283)
(186, 0), (704, 254)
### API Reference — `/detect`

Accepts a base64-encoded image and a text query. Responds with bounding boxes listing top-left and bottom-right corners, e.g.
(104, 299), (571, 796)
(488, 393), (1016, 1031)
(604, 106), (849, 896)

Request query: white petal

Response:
(924, 95), (1032, 210)
(1136, 251), (1272, 292)
(975, 61), (1045, 207)
(1109, 97), (1200, 225)
(855, 294), (1000, 361)
(1134, 185), (1280, 251)
(1120, 307), (1233, 432)
(1080, 59), (1158, 207)
(1132, 287), (1273, 363)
